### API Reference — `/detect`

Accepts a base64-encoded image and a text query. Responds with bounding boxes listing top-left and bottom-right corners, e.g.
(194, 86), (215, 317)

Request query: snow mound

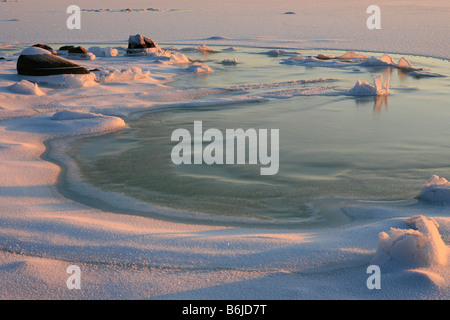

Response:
(371, 215), (448, 267)
(8, 80), (45, 96)
(345, 75), (390, 96)
(148, 48), (191, 64)
(19, 46), (52, 56)
(418, 175), (450, 202)
(96, 67), (150, 83)
(362, 53), (396, 67)
(185, 63), (213, 73)
(219, 58), (238, 65)
(88, 46), (119, 57)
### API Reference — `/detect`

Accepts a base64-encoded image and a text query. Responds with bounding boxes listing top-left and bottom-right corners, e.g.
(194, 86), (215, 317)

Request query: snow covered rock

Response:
(126, 34), (157, 56)
(220, 58), (238, 65)
(32, 43), (57, 55)
(68, 46), (95, 60)
(17, 46), (90, 76)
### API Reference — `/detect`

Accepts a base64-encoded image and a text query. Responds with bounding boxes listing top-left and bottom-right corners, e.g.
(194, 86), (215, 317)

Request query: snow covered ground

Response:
(0, 0), (449, 300)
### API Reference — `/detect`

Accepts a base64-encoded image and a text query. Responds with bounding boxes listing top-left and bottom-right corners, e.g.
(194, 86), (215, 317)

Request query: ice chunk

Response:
(361, 53), (396, 67)
(337, 51), (367, 60)
(379, 54), (395, 65)
(96, 67), (150, 83)
(418, 175), (450, 202)
(346, 75), (389, 96)
(373, 74), (389, 95)
(397, 57), (413, 70)
(88, 46), (119, 57)
(371, 215), (448, 267)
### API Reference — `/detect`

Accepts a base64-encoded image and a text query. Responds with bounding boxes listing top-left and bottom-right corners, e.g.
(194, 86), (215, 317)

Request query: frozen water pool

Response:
(70, 45), (450, 226)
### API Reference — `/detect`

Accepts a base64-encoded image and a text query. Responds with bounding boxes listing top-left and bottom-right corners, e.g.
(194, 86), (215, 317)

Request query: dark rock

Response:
(17, 46), (90, 76)
(68, 46), (88, 54)
(59, 45), (75, 51)
(32, 43), (56, 54)
(127, 34), (156, 49)
(126, 34), (157, 56)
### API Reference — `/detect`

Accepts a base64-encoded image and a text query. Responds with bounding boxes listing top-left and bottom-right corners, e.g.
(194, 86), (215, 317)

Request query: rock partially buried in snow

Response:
(126, 34), (157, 56)
(219, 58), (238, 65)
(8, 80), (45, 96)
(17, 46), (90, 76)
(68, 46), (96, 60)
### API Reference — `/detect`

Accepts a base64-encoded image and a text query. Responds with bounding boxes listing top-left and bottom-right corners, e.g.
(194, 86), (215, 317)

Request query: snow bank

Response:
(371, 215), (448, 267)
(8, 80), (45, 96)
